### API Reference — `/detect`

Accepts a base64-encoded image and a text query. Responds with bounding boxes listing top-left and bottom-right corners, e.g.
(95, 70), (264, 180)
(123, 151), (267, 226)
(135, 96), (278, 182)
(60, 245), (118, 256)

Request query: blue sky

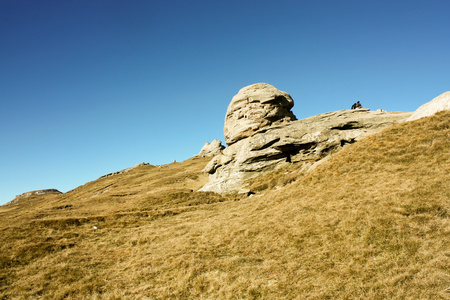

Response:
(1, 0), (449, 205)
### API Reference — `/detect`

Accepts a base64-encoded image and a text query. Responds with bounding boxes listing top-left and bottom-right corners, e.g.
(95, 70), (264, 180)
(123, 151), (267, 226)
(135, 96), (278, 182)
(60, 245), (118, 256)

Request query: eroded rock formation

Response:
(200, 84), (412, 194)
(198, 139), (225, 157)
(224, 83), (297, 146)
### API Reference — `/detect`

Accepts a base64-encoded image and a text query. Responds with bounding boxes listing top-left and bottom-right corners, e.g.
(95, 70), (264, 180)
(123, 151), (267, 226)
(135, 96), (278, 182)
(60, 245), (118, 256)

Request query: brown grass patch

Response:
(0, 112), (449, 299)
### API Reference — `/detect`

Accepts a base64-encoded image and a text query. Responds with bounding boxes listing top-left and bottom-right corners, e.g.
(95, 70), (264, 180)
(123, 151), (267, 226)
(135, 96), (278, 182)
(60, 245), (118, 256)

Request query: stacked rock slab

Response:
(224, 83), (297, 146)
(200, 83), (412, 194)
(198, 139), (225, 157)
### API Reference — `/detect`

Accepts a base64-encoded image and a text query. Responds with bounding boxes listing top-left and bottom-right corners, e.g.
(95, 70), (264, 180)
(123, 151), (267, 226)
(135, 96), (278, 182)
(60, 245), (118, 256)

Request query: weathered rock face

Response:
(7, 189), (62, 205)
(200, 109), (412, 194)
(224, 83), (297, 146)
(198, 139), (225, 157)
(407, 91), (450, 121)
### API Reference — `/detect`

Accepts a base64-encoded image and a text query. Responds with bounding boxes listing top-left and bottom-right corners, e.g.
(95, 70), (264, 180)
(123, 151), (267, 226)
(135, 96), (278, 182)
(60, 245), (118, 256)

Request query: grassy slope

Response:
(0, 111), (449, 299)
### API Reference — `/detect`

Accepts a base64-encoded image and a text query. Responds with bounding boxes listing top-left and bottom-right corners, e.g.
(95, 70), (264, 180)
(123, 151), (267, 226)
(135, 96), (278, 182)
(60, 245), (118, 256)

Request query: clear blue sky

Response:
(1, 0), (449, 205)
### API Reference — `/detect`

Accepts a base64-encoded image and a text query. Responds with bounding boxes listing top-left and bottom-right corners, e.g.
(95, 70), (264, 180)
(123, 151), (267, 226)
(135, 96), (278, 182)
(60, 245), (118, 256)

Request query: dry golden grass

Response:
(0, 111), (449, 299)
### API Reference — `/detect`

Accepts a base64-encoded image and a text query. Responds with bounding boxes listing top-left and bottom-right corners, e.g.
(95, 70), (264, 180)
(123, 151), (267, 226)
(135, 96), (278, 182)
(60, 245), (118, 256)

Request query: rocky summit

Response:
(201, 83), (412, 194)
(224, 83), (297, 146)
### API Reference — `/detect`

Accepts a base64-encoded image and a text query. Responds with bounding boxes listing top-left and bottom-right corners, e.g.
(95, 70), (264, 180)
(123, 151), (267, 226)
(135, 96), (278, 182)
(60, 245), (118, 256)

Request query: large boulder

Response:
(201, 108), (412, 194)
(224, 83), (297, 146)
(198, 139), (225, 157)
(407, 91), (450, 121)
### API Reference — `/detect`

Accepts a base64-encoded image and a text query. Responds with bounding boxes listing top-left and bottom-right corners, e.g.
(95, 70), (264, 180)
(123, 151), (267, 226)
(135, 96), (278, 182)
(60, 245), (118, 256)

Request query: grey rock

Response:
(200, 109), (412, 193)
(7, 189), (62, 205)
(224, 83), (297, 146)
(407, 91), (450, 121)
(198, 139), (225, 157)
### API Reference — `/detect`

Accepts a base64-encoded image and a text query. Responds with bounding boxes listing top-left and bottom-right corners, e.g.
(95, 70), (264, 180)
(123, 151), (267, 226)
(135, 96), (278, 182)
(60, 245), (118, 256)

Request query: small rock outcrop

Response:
(407, 91), (450, 121)
(98, 162), (150, 179)
(224, 83), (297, 146)
(200, 83), (413, 194)
(198, 139), (225, 157)
(7, 189), (62, 205)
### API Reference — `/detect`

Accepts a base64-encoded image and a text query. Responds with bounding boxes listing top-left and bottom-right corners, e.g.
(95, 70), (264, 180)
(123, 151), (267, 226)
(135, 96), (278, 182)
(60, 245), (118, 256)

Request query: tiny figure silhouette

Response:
(351, 101), (362, 109)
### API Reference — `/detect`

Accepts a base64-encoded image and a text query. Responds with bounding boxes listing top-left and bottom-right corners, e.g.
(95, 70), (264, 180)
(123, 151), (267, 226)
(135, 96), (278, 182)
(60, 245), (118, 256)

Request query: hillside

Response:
(0, 111), (449, 299)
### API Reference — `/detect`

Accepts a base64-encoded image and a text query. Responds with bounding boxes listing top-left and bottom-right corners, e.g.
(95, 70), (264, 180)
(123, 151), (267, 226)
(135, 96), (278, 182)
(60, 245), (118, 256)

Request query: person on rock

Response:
(351, 101), (362, 109)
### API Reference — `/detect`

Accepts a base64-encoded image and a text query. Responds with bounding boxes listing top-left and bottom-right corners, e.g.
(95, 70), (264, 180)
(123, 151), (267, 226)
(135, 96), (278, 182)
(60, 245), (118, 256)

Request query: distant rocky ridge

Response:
(6, 163), (151, 205)
(7, 189), (62, 206)
(98, 162), (150, 179)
